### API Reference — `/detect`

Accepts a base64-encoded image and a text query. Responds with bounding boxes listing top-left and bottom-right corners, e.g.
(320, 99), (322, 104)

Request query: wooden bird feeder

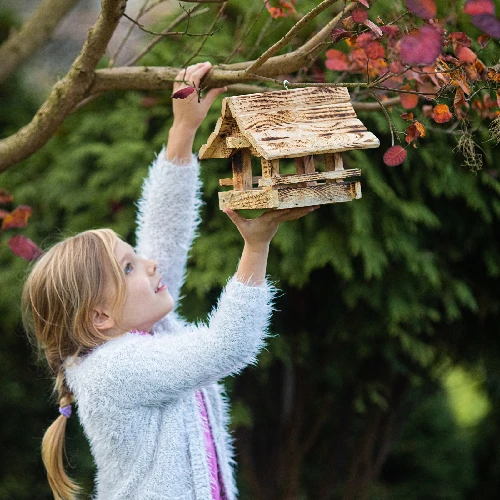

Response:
(199, 86), (379, 210)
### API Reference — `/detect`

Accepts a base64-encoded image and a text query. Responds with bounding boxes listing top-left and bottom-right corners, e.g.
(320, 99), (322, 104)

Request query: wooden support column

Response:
(325, 153), (344, 183)
(295, 155), (315, 186)
(261, 159), (279, 190)
(232, 149), (253, 191)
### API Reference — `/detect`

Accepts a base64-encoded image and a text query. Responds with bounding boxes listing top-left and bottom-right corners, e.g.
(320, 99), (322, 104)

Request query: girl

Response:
(22, 62), (317, 500)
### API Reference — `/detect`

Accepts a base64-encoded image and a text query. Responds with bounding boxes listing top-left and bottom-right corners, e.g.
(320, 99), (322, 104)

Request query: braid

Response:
(41, 368), (79, 500)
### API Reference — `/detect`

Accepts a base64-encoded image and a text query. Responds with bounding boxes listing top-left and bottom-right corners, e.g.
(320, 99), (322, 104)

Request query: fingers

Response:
(223, 208), (247, 227)
(267, 206), (319, 223)
(175, 62), (226, 102)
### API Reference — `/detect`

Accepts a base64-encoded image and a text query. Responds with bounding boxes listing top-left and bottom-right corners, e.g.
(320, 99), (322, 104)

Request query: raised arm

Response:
(135, 63), (226, 304)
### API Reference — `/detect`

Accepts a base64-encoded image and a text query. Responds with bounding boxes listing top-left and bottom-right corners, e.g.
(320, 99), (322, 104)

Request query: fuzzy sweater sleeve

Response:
(69, 279), (275, 407)
(135, 149), (202, 305)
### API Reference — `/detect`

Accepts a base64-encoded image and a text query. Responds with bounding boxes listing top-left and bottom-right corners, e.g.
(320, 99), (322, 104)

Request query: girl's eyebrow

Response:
(119, 251), (134, 265)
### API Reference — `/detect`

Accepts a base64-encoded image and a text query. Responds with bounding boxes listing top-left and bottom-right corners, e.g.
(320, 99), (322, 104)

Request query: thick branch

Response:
(0, 0), (127, 172)
(0, 0), (79, 83)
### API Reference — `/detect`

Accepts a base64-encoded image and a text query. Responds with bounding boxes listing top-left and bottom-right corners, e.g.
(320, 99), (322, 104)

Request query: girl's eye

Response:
(124, 263), (133, 275)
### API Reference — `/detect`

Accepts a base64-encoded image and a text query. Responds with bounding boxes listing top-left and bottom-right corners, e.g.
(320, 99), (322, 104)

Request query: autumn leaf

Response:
(406, 0), (437, 20)
(8, 235), (44, 261)
(456, 46), (477, 63)
(0, 209), (8, 219)
(464, 0), (495, 16)
(356, 0), (370, 7)
(400, 92), (419, 110)
(487, 68), (500, 82)
(331, 29), (352, 43)
(383, 145), (407, 166)
(414, 120), (426, 137)
(432, 104), (453, 123)
(1, 205), (32, 230)
(405, 123), (420, 143)
(364, 41), (385, 60)
(352, 8), (368, 24)
(325, 49), (349, 71)
(400, 25), (443, 65)
(471, 14), (500, 38)
(477, 33), (490, 47)
(0, 188), (13, 204)
(400, 112), (414, 120)
(172, 86), (196, 99)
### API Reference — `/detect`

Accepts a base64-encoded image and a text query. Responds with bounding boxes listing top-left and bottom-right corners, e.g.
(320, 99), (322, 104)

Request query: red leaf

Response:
(380, 25), (400, 37)
(432, 104), (453, 123)
(325, 49), (349, 71)
(8, 235), (43, 261)
(172, 86), (196, 99)
(406, 0), (437, 20)
(364, 41), (385, 60)
(0, 188), (13, 204)
(448, 32), (472, 48)
(456, 46), (477, 63)
(405, 123), (420, 143)
(356, 0), (370, 7)
(383, 145), (407, 166)
(400, 92), (419, 109)
(471, 14), (500, 39)
(0, 209), (8, 219)
(400, 25), (443, 65)
(356, 32), (375, 48)
(464, 0), (495, 15)
(363, 19), (383, 37)
(477, 33), (490, 47)
(352, 8), (368, 23)
(331, 29), (352, 43)
(1, 205), (32, 230)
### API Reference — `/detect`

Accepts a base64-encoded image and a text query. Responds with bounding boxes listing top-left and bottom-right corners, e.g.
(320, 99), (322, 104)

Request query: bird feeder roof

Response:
(199, 86), (380, 161)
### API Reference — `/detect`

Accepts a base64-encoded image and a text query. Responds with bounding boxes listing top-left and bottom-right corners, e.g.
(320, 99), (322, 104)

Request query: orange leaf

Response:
(400, 92), (419, 109)
(405, 123), (420, 144)
(2, 205), (32, 230)
(0, 209), (8, 219)
(432, 104), (453, 123)
(477, 34), (490, 47)
(0, 188), (13, 204)
(488, 69), (500, 82)
(383, 145), (407, 166)
(414, 120), (426, 137)
(456, 46), (477, 63)
(401, 112), (414, 120)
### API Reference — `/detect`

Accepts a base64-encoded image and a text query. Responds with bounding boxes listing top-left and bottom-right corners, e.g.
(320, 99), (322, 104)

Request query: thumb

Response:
(223, 208), (246, 228)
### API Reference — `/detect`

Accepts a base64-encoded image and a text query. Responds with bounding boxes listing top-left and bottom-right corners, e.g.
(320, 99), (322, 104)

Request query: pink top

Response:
(196, 390), (224, 500)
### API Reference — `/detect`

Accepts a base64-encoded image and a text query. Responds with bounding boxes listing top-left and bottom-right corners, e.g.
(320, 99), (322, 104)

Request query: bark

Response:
(0, 0), (79, 83)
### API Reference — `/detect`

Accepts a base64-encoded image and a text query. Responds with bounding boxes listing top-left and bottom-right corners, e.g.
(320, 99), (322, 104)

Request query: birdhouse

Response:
(199, 86), (379, 210)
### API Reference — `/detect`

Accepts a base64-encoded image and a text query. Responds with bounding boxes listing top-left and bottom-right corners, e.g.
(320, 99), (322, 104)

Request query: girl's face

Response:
(113, 239), (174, 333)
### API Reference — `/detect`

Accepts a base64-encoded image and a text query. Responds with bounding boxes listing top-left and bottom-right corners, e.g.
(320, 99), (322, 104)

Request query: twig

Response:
(122, 11), (217, 37)
(245, 0), (339, 75)
(124, 6), (209, 66)
(370, 91), (398, 146)
(183, 1), (227, 67)
(110, 0), (151, 67)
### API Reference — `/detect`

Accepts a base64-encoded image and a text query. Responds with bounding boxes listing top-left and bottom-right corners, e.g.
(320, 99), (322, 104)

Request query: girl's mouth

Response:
(155, 281), (167, 293)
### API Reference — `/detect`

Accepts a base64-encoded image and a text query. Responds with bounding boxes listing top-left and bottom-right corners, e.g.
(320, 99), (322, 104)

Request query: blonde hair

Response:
(22, 228), (127, 500)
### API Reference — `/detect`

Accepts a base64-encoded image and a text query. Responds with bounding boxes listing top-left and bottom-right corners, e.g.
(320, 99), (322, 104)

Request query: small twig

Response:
(110, 0), (151, 67)
(122, 12), (217, 37)
(183, 1), (227, 67)
(124, 6), (209, 67)
(370, 91), (398, 146)
(245, 0), (340, 75)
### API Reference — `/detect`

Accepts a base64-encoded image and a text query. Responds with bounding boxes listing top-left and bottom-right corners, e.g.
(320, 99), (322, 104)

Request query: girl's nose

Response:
(146, 258), (157, 275)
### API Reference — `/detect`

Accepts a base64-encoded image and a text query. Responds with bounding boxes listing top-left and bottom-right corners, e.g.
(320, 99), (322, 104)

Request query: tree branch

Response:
(0, 0), (79, 83)
(0, 0), (127, 172)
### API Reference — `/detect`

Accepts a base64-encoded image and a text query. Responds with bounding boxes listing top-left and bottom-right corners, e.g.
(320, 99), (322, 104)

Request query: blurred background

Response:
(1, 1), (499, 499)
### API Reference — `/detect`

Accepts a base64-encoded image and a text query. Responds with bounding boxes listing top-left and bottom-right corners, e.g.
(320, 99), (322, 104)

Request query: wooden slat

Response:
(219, 188), (280, 210)
(261, 159), (279, 178)
(219, 176), (261, 187)
(226, 136), (251, 149)
(218, 182), (361, 210)
(325, 152), (344, 184)
(258, 169), (361, 187)
(277, 182), (362, 209)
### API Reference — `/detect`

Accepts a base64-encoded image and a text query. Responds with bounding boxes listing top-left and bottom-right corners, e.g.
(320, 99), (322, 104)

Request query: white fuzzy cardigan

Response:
(65, 151), (275, 500)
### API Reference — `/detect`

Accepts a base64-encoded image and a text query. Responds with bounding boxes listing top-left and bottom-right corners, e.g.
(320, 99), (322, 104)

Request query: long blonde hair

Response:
(22, 229), (127, 500)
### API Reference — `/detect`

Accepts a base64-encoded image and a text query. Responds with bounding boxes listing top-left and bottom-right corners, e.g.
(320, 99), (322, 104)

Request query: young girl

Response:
(22, 62), (316, 500)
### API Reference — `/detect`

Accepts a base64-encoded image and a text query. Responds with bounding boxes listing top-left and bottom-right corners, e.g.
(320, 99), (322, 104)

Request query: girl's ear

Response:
(92, 308), (115, 331)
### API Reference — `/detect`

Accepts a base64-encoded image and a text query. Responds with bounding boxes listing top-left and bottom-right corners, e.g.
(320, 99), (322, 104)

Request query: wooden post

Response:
(295, 155), (315, 186)
(232, 149), (253, 191)
(261, 159), (279, 190)
(325, 153), (344, 183)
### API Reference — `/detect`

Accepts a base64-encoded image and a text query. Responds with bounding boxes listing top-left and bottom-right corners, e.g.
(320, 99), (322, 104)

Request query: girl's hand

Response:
(166, 62), (226, 162)
(224, 206), (319, 285)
